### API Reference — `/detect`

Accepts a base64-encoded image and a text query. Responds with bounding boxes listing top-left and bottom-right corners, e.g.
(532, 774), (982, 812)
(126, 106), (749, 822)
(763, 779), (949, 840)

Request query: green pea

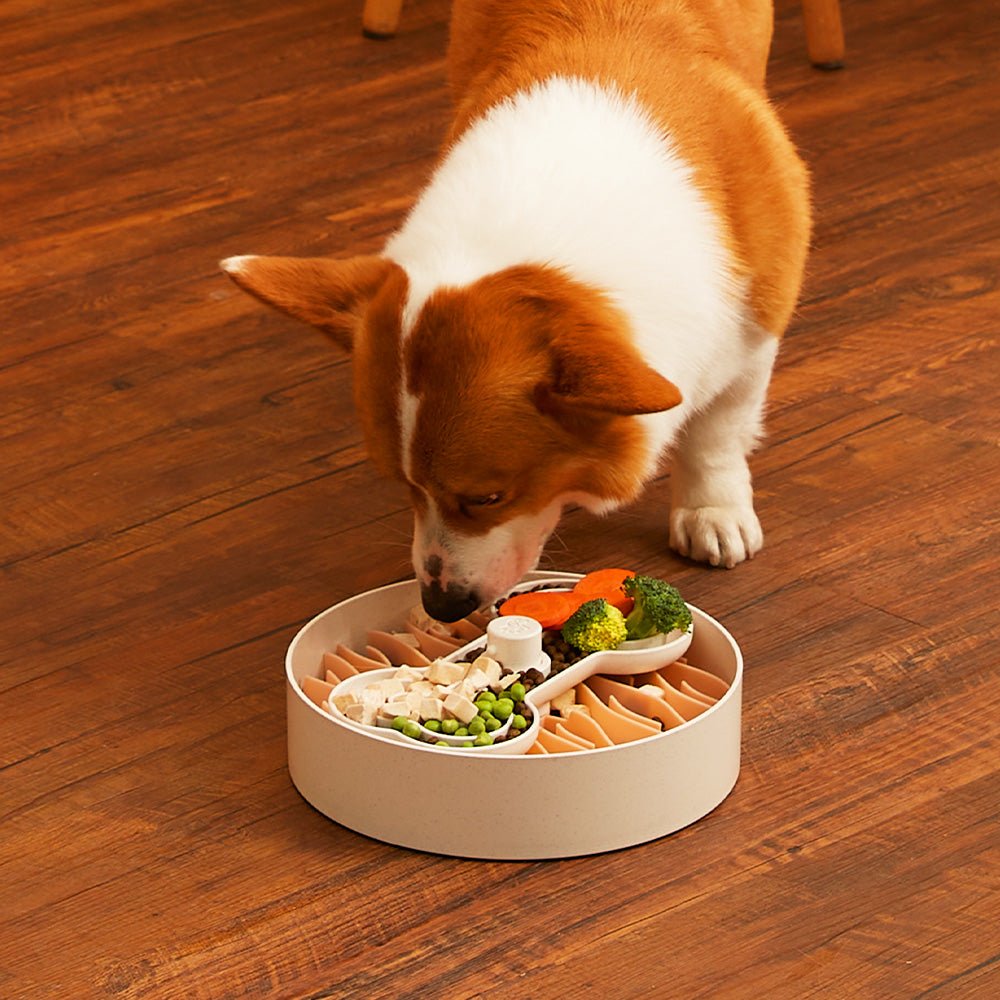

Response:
(423, 719), (442, 733)
(474, 700), (493, 715)
(462, 741), (475, 748)
(492, 699), (514, 721)
(402, 720), (422, 739)
(477, 708), (495, 723)
(468, 717), (486, 735)
(511, 714), (527, 730)
(509, 682), (527, 702)
(478, 690), (496, 703)
(440, 719), (459, 735)
(454, 727), (469, 738)
(391, 716), (408, 731)
(435, 740), (450, 747)
(484, 716), (501, 732)
(473, 732), (494, 747)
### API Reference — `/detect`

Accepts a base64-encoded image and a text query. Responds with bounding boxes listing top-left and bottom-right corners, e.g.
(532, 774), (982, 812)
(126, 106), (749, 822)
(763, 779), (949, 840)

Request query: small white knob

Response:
(485, 615), (552, 677)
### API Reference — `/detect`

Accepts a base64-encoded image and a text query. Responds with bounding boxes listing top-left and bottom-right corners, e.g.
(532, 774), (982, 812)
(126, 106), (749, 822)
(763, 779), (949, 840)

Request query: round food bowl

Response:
(286, 572), (743, 859)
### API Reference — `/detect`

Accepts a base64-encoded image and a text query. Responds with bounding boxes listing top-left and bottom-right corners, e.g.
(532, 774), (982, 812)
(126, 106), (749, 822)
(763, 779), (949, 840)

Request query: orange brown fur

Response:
(401, 266), (680, 534)
(447, 0), (810, 335)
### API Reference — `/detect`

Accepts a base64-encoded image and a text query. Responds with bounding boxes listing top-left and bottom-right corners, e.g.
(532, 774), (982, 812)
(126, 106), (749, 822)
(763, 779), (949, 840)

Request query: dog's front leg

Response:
(668, 336), (779, 568)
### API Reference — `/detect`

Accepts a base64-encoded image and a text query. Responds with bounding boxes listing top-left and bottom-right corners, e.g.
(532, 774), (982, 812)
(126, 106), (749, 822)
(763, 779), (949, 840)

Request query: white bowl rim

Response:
(285, 573), (743, 759)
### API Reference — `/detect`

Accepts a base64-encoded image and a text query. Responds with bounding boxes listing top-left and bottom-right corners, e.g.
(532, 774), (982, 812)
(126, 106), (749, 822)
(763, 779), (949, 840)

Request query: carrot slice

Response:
(572, 568), (636, 614)
(572, 568), (635, 595)
(498, 590), (585, 629)
(601, 591), (635, 615)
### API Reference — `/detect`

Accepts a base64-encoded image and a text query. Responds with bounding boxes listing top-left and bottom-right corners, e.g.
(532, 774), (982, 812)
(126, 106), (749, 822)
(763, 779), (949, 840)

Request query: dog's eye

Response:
(460, 492), (505, 513)
(468, 492), (504, 507)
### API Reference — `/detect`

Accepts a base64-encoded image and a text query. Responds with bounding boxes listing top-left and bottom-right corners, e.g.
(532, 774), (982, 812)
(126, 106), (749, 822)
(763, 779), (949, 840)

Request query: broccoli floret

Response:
(621, 575), (692, 640)
(561, 598), (628, 652)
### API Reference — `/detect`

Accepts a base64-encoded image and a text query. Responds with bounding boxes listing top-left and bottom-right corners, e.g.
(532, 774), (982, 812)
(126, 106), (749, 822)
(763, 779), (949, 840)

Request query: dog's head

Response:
(222, 255), (680, 620)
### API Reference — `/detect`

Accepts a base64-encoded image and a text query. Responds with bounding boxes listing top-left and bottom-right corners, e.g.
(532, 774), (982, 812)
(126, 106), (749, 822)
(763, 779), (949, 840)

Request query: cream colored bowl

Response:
(285, 572), (742, 859)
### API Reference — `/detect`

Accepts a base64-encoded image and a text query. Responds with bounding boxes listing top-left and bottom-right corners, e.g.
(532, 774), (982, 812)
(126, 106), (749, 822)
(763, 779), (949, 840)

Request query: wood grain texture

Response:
(1, 0), (998, 997)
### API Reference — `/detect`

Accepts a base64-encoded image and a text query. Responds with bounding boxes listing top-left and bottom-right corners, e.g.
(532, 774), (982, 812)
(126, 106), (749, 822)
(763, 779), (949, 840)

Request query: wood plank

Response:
(1, 0), (998, 996)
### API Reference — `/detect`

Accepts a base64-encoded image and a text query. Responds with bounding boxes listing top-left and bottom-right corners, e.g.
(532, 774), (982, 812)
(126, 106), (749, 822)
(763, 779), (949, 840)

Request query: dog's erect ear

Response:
(220, 254), (400, 351)
(535, 349), (682, 418)
(526, 289), (682, 420)
(478, 264), (682, 421)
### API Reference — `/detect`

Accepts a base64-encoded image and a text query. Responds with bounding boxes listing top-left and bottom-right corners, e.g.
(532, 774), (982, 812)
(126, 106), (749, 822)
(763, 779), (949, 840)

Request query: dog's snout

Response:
(420, 580), (480, 623)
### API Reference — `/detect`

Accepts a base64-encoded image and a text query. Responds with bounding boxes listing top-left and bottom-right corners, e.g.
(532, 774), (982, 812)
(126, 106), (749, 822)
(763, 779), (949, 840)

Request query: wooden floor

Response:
(2, 0), (998, 996)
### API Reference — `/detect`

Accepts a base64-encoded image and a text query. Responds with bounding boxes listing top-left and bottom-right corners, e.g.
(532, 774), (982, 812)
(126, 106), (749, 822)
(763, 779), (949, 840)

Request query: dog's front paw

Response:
(669, 504), (763, 568)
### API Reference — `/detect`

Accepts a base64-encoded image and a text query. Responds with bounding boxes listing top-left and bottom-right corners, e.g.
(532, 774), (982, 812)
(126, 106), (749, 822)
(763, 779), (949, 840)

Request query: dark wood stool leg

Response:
(363, 0), (403, 39)
(802, 0), (846, 69)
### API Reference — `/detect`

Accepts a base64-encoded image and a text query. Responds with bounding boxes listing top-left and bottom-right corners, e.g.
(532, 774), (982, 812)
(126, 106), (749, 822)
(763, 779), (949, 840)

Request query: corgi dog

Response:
(222, 0), (810, 622)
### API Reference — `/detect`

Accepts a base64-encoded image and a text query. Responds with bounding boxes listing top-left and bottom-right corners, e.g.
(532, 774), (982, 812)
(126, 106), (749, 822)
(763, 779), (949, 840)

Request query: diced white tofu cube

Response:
(391, 631), (421, 647)
(638, 684), (666, 699)
(472, 655), (502, 684)
(376, 678), (405, 700)
(394, 666), (425, 685)
(551, 689), (576, 715)
(332, 693), (359, 713)
(443, 692), (479, 725)
(457, 679), (479, 702)
(344, 703), (365, 722)
(498, 672), (521, 690)
(465, 668), (489, 692)
(360, 687), (383, 726)
(383, 699), (413, 719)
(420, 697), (445, 721)
(427, 660), (466, 686)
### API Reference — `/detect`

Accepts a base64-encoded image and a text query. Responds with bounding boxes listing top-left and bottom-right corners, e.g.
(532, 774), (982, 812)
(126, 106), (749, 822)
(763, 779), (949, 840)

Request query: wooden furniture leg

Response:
(801, 0), (846, 69)
(362, 0), (404, 39)
(361, 1), (845, 69)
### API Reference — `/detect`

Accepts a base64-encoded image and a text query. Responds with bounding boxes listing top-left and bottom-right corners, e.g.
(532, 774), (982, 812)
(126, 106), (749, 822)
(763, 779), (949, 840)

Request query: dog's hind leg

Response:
(668, 334), (779, 568)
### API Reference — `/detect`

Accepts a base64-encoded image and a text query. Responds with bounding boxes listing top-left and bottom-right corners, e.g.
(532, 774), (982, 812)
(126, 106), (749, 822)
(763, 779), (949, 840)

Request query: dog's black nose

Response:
(420, 580), (480, 623)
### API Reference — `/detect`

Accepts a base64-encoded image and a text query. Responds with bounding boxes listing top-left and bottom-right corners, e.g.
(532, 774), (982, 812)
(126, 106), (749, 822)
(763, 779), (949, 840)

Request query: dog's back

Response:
(447, 0), (808, 338)
(449, 0), (774, 96)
